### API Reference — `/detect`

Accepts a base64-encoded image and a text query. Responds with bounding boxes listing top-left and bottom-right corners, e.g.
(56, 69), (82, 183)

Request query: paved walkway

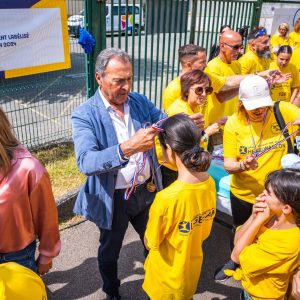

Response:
(44, 219), (242, 300)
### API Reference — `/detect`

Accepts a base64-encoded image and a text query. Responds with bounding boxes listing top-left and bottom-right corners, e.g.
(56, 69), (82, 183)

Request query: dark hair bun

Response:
(181, 146), (211, 172)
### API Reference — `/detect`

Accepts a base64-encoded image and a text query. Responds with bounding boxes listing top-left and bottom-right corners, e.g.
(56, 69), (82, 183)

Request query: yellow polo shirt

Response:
(206, 57), (241, 123)
(269, 61), (300, 102)
(238, 50), (271, 74)
(162, 73), (225, 111)
(143, 178), (216, 300)
(224, 101), (300, 203)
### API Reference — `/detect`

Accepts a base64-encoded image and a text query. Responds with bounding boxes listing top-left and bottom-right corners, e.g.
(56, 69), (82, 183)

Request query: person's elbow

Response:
(230, 248), (240, 264)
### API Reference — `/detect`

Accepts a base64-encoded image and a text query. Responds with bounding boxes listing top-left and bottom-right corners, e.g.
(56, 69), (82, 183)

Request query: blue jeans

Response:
(0, 240), (37, 273)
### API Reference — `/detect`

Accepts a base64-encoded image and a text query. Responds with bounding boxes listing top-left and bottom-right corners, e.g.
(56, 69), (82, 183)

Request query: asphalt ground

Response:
(44, 217), (242, 300)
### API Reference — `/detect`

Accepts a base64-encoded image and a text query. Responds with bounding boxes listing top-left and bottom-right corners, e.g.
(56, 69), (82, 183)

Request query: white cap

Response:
(239, 75), (273, 110)
(281, 153), (300, 169)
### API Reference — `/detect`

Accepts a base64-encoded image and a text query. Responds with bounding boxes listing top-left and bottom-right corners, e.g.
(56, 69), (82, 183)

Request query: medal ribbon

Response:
(124, 117), (169, 200)
(255, 127), (300, 158)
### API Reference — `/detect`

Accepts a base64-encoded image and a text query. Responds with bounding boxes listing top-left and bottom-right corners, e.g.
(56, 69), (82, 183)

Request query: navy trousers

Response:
(98, 182), (156, 296)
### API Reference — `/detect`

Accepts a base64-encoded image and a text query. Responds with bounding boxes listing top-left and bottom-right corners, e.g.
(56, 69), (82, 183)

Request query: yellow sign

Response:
(0, 0), (70, 79)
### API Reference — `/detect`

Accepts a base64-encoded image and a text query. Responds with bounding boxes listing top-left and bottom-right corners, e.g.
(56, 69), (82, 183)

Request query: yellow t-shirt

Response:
(290, 31), (300, 49)
(238, 50), (271, 74)
(155, 97), (208, 170)
(206, 57), (241, 123)
(269, 61), (300, 102)
(224, 101), (300, 203)
(270, 34), (291, 60)
(162, 73), (226, 111)
(291, 48), (300, 74)
(0, 262), (48, 300)
(143, 178), (216, 300)
(236, 226), (300, 300)
(167, 96), (209, 148)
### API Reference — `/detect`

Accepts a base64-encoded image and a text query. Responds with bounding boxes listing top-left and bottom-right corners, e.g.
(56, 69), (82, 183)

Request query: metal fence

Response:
(0, 0), (85, 150)
(0, 0), (258, 150)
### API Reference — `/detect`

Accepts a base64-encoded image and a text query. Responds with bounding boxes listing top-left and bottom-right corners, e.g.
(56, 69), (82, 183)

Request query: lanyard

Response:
(246, 110), (268, 158)
(124, 117), (169, 200)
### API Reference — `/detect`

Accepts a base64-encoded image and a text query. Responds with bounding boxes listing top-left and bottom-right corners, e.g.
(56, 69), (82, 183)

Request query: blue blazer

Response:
(72, 91), (166, 229)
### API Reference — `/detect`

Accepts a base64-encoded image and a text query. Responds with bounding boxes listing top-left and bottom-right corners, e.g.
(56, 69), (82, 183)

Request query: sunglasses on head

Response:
(191, 86), (213, 95)
(224, 42), (243, 50)
(254, 28), (267, 38)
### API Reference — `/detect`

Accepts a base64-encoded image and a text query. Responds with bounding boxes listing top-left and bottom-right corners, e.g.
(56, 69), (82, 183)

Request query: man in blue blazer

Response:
(72, 48), (204, 299)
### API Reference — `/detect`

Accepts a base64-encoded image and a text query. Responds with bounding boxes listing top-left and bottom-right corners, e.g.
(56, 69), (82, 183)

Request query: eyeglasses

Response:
(254, 28), (267, 38)
(190, 86), (213, 95)
(224, 42), (243, 50)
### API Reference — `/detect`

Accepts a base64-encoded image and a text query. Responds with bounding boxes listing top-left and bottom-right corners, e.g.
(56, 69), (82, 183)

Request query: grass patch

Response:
(33, 143), (86, 199)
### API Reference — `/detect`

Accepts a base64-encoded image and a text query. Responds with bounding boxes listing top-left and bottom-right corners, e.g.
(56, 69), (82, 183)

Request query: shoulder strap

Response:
(273, 101), (294, 154)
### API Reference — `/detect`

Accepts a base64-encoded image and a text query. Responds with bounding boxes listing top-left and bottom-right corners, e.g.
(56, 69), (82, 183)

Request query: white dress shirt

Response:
(99, 89), (151, 189)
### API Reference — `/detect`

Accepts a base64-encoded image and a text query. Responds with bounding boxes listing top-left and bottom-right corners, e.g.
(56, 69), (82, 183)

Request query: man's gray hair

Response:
(95, 47), (132, 76)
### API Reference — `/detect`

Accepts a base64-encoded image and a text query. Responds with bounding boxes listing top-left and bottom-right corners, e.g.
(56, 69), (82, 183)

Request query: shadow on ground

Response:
(44, 221), (242, 300)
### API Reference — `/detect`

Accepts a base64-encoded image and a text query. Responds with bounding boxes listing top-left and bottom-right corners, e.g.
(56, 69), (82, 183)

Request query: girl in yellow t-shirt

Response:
(270, 45), (300, 104)
(228, 169), (300, 300)
(143, 114), (216, 300)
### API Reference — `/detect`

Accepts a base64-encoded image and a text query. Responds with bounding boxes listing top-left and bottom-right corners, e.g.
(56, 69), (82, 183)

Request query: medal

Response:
(146, 181), (156, 192)
(137, 175), (145, 183)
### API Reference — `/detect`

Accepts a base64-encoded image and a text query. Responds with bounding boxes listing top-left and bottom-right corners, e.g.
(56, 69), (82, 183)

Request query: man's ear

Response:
(95, 72), (102, 87)
(185, 61), (193, 70)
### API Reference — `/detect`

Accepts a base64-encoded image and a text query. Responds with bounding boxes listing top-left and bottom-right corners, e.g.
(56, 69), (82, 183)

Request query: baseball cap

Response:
(0, 262), (47, 300)
(281, 153), (300, 169)
(239, 75), (273, 110)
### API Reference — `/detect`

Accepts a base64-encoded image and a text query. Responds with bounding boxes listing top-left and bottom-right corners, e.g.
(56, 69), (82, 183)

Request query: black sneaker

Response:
(213, 259), (239, 281)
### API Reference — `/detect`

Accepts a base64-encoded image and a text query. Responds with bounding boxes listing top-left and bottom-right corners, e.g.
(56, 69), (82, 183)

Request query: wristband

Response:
(118, 144), (129, 161)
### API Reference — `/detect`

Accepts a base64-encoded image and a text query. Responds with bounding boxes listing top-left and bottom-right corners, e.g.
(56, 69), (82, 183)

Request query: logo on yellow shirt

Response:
(178, 221), (191, 234)
(271, 122), (280, 134)
(239, 146), (248, 155)
(178, 208), (215, 236)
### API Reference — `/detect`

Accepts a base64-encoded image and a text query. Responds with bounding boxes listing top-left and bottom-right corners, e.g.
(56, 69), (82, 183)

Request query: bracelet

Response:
(202, 133), (209, 142)
(239, 161), (246, 171)
(118, 144), (129, 161)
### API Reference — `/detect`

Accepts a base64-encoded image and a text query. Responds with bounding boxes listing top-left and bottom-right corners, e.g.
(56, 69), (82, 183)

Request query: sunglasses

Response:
(254, 28), (267, 38)
(190, 86), (213, 95)
(224, 42), (243, 50)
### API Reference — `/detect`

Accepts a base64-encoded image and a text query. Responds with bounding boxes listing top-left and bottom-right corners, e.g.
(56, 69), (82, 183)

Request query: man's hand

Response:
(121, 127), (158, 157)
(189, 113), (205, 131)
(258, 69), (291, 85)
(37, 260), (53, 276)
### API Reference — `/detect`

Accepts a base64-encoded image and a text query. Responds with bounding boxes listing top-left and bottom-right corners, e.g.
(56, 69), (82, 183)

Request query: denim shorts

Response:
(0, 240), (37, 273)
